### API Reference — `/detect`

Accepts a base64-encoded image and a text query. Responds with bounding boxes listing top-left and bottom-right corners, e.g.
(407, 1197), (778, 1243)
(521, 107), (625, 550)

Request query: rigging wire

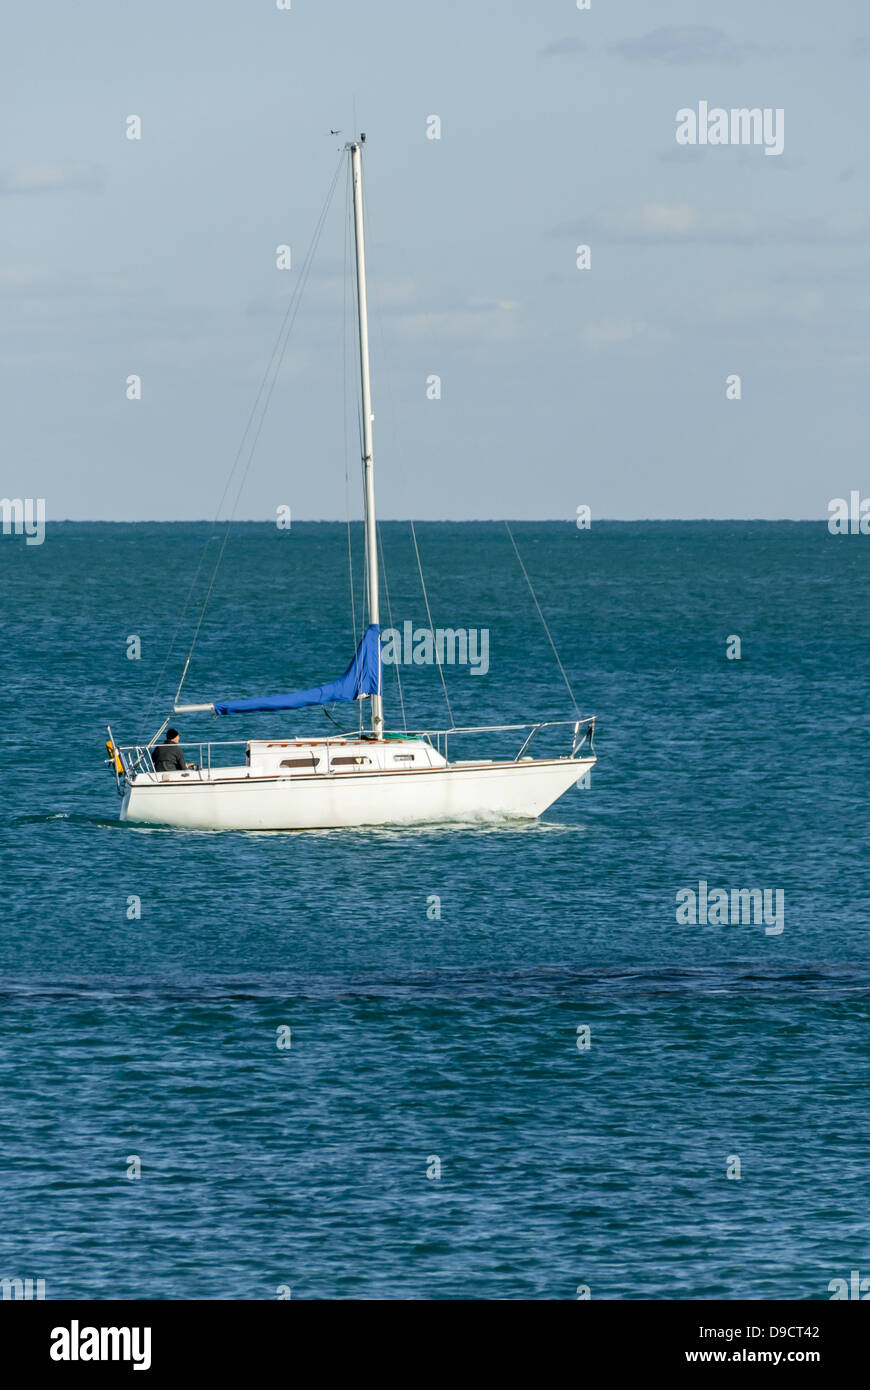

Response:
(320, 703), (350, 734)
(157, 151), (346, 725)
(408, 516), (453, 726)
(503, 520), (581, 717)
(361, 191), (454, 729)
(140, 535), (219, 742)
(361, 174), (580, 729)
(378, 520), (407, 731)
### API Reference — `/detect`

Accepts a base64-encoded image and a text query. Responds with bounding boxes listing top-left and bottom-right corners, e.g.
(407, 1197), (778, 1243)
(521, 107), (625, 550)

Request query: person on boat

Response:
(151, 729), (188, 772)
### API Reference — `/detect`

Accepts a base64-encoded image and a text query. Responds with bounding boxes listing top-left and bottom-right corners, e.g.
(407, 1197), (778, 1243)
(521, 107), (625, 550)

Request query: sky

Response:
(1, 0), (868, 520)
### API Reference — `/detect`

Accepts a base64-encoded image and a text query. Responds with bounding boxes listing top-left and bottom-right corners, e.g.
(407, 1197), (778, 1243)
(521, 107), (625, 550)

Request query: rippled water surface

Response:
(1, 522), (867, 1298)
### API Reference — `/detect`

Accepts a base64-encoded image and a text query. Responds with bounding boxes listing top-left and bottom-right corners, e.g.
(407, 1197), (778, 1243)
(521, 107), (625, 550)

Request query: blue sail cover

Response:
(213, 624), (381, 716)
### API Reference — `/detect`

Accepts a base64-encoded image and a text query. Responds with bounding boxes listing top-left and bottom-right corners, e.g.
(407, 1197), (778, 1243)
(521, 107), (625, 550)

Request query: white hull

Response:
(120, 755), (595, 831)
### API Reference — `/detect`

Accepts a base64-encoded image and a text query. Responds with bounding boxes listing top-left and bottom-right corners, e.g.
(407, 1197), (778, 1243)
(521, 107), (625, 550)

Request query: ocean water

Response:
(1, 520), (868, 1300)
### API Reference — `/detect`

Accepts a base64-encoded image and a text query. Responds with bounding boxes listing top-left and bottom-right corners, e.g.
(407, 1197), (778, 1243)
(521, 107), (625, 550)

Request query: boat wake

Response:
(12, 812), (126, 830)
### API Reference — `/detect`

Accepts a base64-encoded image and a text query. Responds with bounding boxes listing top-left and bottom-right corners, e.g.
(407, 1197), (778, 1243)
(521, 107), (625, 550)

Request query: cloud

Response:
(0, 162), (104, 195)
(0, 266), (127, 299)
(539, 37), (587, 58)
(611, 26), (756, 65)
(393, 297), (520, 344)
(703, 288), (825, 326)
(638, 203), (699, 234)
(366, 278), (418, 310)
(581, 316), (671, 350)
(0, 268), (46, 294)
(657, 144), (801, 170)
(560, 204), (870, 247)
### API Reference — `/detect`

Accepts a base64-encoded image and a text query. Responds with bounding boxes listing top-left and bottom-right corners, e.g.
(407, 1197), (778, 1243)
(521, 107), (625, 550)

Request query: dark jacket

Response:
(152, 743), (186, 772)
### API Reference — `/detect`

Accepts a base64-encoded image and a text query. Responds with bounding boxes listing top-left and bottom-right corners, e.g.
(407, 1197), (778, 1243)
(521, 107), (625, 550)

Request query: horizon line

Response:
(37, 516), (828, 525)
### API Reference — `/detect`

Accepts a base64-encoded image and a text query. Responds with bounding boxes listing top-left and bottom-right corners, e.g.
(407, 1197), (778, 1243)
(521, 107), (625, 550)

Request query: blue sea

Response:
(1, 520), (868, 1300)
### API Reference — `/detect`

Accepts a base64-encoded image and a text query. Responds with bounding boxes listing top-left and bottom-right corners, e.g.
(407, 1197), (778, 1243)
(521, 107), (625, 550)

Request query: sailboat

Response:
(107, 137), (596, 830)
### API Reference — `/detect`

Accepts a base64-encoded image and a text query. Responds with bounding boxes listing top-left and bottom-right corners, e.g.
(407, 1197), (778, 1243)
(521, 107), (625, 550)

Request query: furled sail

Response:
(213, 625), (381, 716)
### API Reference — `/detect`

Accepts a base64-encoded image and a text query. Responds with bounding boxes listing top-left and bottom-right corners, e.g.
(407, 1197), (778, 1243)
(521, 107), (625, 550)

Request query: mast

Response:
(350, 135), (383, 738)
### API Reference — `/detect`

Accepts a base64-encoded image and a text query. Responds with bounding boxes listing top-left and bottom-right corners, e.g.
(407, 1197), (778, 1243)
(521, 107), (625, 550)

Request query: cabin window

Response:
(393, 754), (416, 762)
(331, 756), (371, 766)
(279, 757), (320, 770)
